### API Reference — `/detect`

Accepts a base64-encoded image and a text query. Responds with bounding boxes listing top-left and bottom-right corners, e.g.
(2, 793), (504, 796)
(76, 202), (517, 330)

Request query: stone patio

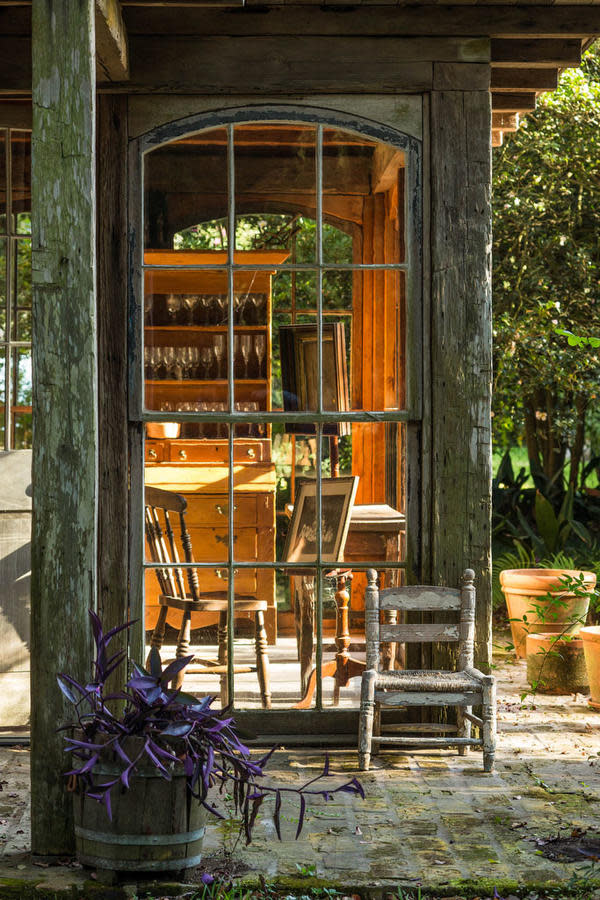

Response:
(1, 649), (600, 898)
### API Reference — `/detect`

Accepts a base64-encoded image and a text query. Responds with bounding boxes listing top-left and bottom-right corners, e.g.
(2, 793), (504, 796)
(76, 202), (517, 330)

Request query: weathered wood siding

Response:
(97, 94), (129, 690)
(31, 0), (96, 856)
(428, 88), (493, 669)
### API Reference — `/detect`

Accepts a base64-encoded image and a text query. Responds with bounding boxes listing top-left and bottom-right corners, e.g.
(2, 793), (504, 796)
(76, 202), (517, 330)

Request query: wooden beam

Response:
(101, 35), (488, 94)
(371, 145), (405, 195)
(491, 92), (537, 113)
(491, 67), (558, 92)
(95, 0), (129, 81)
(31, 0), (96, 856)
(492, 112), (519, 132)
(429, 89), (492, 671)
(121, 6), (600, 39)
(97, 94), (129, 702)
(491, 38), (582, 67)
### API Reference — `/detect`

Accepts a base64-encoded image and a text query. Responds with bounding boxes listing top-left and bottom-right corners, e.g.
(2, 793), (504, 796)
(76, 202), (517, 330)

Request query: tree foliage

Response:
(492, 41), (600, 491)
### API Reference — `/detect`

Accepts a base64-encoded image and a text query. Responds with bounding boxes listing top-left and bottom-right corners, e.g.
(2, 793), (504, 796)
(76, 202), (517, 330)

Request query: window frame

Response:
(128, 105), (423, 712)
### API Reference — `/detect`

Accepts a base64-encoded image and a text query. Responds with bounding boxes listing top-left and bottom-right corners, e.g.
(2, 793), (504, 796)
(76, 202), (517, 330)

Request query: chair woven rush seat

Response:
(358, 568), (496, 772)
(145, 485), (271, 708)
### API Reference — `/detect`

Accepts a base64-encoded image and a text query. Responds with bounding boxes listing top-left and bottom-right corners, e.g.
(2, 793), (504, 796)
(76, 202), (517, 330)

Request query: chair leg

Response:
(218, 611), (229, 708)
(482, 679), (496, 773)
(358, 670), (377, 771)
(254, 610), (272, 709)
(456, 705), (471, 756)
(147, 606), (168, 668)
(174, 609), (192, 690)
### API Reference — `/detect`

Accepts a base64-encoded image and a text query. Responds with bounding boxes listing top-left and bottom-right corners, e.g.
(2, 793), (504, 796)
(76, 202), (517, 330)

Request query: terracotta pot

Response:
(580, 626), (600, 710)
(146, 422), (180, 440)
(525, 633), (588, 694)
(499, 568), (596, 659)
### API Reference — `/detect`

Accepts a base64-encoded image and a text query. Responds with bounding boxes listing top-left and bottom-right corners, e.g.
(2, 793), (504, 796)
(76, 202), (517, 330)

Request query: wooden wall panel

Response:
(30, 0), (96, 856)
(429, 89), (492, 669)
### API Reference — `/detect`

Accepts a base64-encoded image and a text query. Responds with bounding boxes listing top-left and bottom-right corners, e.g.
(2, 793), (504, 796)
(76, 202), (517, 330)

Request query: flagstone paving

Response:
(1, 652), (600, 897)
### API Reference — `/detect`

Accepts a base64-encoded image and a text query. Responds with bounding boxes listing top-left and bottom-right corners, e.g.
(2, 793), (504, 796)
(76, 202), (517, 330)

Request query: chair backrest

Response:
(144, 485), (200, 602)
(364, 568), (476, 671)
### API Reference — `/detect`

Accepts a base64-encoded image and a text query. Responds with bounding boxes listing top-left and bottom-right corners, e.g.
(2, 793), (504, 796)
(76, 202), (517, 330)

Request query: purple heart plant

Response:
(58, 611), (364, 843)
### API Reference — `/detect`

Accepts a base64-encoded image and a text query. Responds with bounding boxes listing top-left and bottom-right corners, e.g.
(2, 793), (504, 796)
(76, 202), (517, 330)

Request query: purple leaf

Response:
(295, 794), (306, 839)
(161, 722), (193, 738)
(160, 655), (194, 684)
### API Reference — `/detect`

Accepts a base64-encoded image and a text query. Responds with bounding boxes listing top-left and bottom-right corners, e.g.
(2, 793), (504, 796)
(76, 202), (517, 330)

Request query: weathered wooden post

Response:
(31, 0), (97, 855)
(428, 72), (493, 670)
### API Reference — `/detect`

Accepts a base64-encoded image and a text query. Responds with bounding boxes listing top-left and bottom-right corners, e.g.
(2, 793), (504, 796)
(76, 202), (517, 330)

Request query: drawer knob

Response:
(215, 568), (238, 580)
(215, 504), (238, 516)
(178, 449), (187, 460)
(148, 449), (158, 460)
(246, 448), (256, 459)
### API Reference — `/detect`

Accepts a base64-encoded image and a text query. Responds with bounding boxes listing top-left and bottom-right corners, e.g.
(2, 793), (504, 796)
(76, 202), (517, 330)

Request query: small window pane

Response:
(0, 237), (6, 328)
(15, 237), (32, 308)
(16, 309), (31, 342)
(234, 124), (316, 262)
(145, 127), (228, 251)
(0, 130), (6, 233)
(14, 347), (32, 406)
(11, 131), (31, 227)
(13, 411), (32, 449)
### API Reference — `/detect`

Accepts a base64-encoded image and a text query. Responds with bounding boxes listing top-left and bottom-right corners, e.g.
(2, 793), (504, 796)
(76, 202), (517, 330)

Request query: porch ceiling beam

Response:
(491, 92), (537, 113)
(490, 38), (582, 67)
(491, 67), (558, 92)
(121, 5), (600, 39)
(492, 112), (519, 132)
(95, 0), (129, 82)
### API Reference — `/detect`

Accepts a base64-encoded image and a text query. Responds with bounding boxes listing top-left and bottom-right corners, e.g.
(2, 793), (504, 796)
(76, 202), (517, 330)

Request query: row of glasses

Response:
(169, 401), (264, 439)
(145, 333), (266, 381)
(145, 293), (268, 327)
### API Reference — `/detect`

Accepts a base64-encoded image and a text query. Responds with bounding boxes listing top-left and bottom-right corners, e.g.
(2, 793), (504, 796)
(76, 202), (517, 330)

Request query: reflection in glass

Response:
(11, 131), (31, 228)
(0, 131), (6, 232)
(15, 237), (31, 308)
(144, 127), (228, 250)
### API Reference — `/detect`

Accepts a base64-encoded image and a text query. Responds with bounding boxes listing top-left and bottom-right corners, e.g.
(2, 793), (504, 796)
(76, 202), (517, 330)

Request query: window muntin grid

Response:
(0, 129), (32, 450)
(136, 111), (420, 709)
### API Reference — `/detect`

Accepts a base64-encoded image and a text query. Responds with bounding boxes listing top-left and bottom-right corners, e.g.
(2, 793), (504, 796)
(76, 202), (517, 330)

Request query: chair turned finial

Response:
(462, 568), (475, 586)
(366, 569), (379, 588)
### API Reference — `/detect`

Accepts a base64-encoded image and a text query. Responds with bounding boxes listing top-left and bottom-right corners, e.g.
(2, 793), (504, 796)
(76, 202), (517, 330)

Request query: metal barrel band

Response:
(75, 824), (206, 846)
(75, 852), (204, 872)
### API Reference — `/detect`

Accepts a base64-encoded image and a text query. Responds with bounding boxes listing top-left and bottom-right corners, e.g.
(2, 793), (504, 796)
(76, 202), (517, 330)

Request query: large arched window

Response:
(131, 109), (421, 728)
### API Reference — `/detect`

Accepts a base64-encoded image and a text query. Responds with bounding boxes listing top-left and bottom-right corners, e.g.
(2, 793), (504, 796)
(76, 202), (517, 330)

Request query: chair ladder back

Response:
(365, 569), (381, 669)
(458, 568), (476, 670)
(145, 505), (181, 599)
(179, 510), (200, 603)
(162, 508), (187, 600)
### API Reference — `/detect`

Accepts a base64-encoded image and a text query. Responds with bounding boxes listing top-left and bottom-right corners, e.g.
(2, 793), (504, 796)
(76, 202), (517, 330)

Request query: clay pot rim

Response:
(580, 625), (600, 643)
(525, 632), (584, 647)
(500, 568), (596, 589)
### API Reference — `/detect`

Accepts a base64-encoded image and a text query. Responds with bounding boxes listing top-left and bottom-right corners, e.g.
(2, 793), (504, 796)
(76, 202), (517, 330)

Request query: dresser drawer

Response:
(145, 441), (166, 463)
(183, 494), (258, 527)
(168, 440), (269, 464)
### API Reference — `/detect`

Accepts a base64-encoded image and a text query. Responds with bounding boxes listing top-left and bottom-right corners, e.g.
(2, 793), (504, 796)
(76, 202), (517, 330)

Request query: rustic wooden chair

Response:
(145, 485), (271, 708)
(358, 568), (496, 772)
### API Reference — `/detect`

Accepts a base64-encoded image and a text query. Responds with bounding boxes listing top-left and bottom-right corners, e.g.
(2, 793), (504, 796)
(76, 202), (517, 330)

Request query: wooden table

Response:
(294, 504), (405, 708)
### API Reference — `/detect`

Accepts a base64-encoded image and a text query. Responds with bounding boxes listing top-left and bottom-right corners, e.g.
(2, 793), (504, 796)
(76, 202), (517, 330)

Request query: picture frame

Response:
(279, 323), (350, 436)
(282, 476), (359, 564)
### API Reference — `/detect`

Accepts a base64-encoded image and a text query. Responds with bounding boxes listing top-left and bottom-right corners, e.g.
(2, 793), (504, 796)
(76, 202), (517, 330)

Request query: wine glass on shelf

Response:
(166, 294), (181, 324)
(254, 334), (266, 380)
(214, 295), (227, 326)
(163, 346), (177, 380)
(213, 334), (226, 379)
(240, 334), (252, 379)
(182, 294), (199, 325)
(196, 294), (210, 326)
(200, 346), (213, 380)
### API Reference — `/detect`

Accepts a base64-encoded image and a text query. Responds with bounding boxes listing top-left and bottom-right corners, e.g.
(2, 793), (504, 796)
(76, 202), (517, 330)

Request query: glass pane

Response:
(330, 270), (403, 413)
(0, 350), (5, 448)
(15, 237), (31, 308)
(11, 131), (31, 227)
(14, 347), (32, 406)
(16, 309), (31, 342)
(322, 128), (405, 265)
(234, 124), (316, 262)
(0, 130), (6, 233)
(144, 266), (229, 412)
(144, 425), (231, 566)
(144, 127), (228, 251)
(0, 237), (6, 337)
(13, 411), (32, 449)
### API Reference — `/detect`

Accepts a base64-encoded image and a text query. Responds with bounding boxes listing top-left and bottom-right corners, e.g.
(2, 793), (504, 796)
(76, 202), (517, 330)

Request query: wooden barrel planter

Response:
(72, 749), (207, 876)
(581, 626), (600, 710)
